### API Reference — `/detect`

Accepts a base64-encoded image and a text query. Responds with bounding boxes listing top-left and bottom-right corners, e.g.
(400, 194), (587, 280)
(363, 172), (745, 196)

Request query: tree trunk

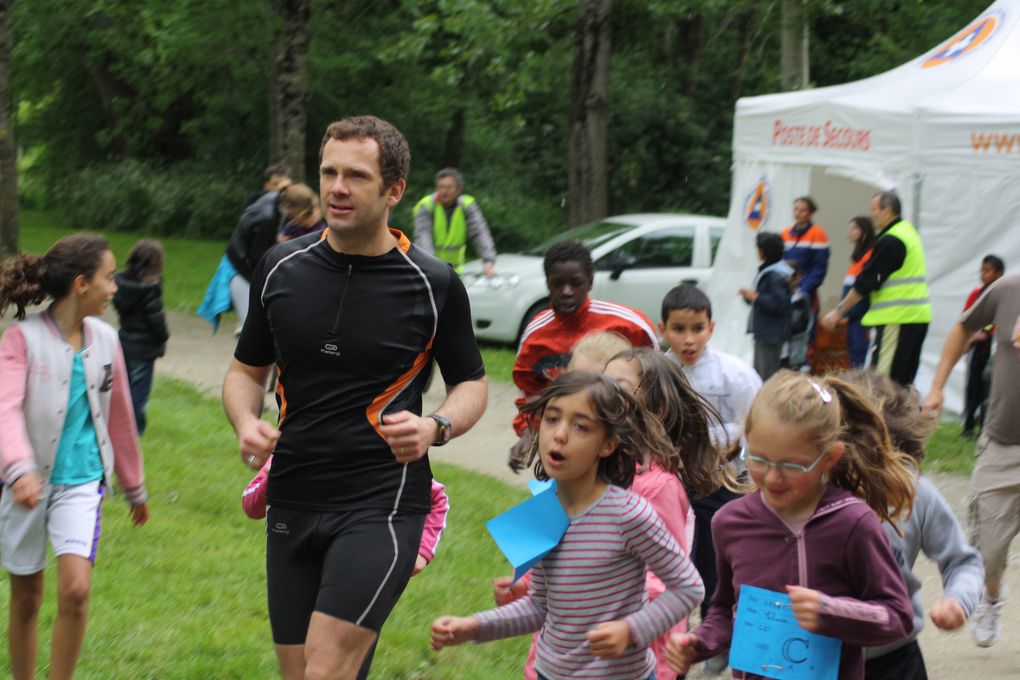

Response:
(0, 0), (18, 260)
(781, 0), (809, 91)
(732, 8), (757, 101)
(441, 105), (465, 169)
(270, 0), (310, 182)
(567, 0), (611, 229)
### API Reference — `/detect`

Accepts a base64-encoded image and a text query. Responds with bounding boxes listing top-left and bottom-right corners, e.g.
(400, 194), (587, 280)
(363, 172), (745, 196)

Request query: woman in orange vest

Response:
(843, 216), (876, 367)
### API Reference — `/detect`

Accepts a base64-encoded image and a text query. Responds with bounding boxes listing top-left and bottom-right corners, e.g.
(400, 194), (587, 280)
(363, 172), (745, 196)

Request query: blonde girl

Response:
(565, 331), (632, 373)
(0, 234), (148, 680)
(435, 372), (704, 680)
(667, 370), (915, 680)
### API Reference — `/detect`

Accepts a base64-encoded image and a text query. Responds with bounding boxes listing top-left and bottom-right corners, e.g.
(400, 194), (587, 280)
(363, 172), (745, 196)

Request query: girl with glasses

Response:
(667, 370), (916, 680)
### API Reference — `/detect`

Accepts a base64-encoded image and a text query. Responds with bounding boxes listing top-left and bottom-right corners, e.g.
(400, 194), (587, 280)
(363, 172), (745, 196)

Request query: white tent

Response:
(707, 0), (1020, 411)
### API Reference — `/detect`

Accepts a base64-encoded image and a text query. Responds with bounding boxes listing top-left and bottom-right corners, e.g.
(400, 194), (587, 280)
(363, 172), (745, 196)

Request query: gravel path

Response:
(4, 308), (1016, 677)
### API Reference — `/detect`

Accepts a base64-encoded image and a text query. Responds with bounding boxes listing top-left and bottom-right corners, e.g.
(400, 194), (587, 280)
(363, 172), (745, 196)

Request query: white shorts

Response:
(0, 479), (105, 575)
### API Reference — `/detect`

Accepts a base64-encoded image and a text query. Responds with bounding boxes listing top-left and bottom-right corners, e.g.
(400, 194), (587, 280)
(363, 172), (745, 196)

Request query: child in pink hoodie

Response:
(243, 455), (449, 573)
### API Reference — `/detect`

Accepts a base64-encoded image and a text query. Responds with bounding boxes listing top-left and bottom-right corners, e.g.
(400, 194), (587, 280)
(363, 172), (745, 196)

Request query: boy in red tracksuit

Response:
(511, 240), (657, 435)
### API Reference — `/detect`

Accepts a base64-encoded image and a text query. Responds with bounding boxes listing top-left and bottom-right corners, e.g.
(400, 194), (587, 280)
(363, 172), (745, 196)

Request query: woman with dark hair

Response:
(843, 216), (876, 368)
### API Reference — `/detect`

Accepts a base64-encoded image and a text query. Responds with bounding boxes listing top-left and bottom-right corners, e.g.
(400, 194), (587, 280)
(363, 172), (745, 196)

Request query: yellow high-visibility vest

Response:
(862, 220), (932, 326)
(414, 193), (475, 272)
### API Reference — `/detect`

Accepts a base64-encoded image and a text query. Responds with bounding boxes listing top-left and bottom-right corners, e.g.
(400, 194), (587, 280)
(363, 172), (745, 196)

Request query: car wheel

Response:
(517, 299), (549, 344)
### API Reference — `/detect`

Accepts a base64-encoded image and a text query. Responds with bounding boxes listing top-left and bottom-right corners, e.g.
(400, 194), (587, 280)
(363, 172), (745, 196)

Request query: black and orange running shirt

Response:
(235, 229), (485, 514)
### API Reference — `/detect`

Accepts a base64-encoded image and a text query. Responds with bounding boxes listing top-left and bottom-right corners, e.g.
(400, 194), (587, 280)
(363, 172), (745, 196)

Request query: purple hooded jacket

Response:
(693, 485), (913, 679)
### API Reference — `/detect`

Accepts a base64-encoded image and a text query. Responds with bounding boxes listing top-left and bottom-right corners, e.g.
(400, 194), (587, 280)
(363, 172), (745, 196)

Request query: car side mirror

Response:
(606, 251), (637, 281)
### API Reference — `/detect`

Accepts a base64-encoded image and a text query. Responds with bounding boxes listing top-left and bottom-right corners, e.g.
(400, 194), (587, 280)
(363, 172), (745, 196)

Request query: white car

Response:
(461, 213), (726, 344)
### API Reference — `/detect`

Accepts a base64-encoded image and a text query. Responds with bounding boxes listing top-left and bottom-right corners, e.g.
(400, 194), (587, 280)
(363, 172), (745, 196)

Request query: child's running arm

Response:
(242, 457), (272, 519)
(621, 496), (704, 649)
(811, 510), (914, 645)
(916, 476), (984, 619)
(688, 517), (738, 661)
(108, 345), (148, 506)
(418, 479), (450, 563)
(473, 564), (548, 642)
(0, 326), (36, 483)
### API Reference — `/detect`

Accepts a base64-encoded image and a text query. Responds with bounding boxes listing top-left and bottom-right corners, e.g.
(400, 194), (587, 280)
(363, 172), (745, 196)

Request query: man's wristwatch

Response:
(427, 414), (452, 446)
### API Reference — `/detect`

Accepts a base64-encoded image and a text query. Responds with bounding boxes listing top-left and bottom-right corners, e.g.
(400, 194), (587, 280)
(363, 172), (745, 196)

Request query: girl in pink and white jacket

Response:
(243, 455), (450, 574)
(0, 234), (148, 680)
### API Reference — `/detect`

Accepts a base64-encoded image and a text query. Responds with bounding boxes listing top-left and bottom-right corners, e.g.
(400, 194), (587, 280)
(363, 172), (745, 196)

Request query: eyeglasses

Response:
(742, 446), (828, 479)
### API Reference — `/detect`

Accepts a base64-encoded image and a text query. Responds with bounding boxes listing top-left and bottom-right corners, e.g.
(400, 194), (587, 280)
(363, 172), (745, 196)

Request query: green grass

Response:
(925, 421), (979, 475)
(20, 210), (229, 314)
(0, 379), (529, 679)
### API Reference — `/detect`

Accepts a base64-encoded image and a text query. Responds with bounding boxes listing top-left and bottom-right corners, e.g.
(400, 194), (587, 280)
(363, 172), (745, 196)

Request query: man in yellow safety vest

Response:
(821, 191), (931, 386)
(413, 168), (497, 276)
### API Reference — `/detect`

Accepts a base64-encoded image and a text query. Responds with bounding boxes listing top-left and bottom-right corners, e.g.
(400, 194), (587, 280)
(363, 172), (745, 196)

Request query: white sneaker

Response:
(972, 592), (1006, 647)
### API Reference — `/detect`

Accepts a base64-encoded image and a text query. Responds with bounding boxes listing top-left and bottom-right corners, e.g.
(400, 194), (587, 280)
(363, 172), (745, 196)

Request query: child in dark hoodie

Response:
(113, 239), (169, 435)
(738, 231), (793, 381)
(667, 370), (915, 680)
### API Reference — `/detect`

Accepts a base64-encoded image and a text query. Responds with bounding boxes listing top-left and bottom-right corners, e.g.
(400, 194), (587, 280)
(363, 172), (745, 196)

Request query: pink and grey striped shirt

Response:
(475, 485), (704, 680)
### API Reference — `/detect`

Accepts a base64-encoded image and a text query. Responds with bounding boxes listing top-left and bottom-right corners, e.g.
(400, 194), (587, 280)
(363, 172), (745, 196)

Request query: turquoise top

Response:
(50, 351), (104, 485)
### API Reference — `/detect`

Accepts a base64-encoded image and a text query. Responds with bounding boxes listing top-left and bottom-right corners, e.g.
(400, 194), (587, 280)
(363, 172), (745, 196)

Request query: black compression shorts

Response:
(266, 505), (426, 643)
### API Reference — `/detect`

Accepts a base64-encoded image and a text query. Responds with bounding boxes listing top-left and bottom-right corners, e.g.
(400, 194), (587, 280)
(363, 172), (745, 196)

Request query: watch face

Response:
(432, 415), (451, 444)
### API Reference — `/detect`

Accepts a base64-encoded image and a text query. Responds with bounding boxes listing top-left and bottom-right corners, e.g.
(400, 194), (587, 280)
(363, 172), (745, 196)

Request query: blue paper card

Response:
(730, 585), (841, 680)
(528, 479), (556, 496)
(486, 487), (570, 582)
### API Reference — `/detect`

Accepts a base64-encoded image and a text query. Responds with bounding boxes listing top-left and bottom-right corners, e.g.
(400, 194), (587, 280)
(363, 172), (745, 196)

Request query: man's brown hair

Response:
(319, 116), (411, 190)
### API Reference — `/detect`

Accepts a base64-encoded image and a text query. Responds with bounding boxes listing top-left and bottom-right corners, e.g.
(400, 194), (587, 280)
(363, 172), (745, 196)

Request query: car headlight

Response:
(486, 274), (521, 290)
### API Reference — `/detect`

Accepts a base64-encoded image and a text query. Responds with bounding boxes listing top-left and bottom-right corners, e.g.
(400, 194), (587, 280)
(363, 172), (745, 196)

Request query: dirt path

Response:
(3, 309), (1017, 676)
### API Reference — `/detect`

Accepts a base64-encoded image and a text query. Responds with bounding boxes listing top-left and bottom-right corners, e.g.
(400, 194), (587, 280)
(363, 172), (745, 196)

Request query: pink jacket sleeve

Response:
(242, 457), (272, 520)
(631, 465), (691, 599)
(418, 479), (449, 562)
(108, 346), (147, 505)
(0, 326), (35, 483)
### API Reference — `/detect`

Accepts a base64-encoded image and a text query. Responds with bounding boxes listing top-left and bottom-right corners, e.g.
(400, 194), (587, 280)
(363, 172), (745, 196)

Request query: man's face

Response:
(319, 137), (405, 242)
(793, 200), (812, 226)
(869, 195), (894, 230)
(435, 176), (462, 208)
(980, 262), (1003, 286)
(546, 261), (592, 316)
(659, 308), (714, 366)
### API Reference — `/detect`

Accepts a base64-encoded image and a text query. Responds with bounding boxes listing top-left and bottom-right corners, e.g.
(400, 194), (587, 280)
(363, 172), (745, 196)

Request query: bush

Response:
(64, 161), (249, 240)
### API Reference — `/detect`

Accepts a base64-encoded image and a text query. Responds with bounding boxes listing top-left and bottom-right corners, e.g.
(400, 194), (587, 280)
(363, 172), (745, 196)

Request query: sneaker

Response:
(972, 593), (1006, 647)
(704, 653), (729, 674)
(961, 428), (977, 440)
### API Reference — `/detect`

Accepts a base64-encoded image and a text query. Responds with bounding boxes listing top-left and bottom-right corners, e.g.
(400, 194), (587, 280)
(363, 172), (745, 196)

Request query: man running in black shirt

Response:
(223, 115), (488, 680)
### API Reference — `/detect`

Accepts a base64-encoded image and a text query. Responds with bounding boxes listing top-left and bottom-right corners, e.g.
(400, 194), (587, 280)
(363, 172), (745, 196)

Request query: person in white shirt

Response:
(659, 284), (761, 450)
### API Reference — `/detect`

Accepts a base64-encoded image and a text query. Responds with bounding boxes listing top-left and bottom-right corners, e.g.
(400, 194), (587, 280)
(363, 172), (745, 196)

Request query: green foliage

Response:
(20, 209), (226, 312)
(0, 378), (530, 678)
(9, 0), (991, 252)
(64, 161), (246, 240)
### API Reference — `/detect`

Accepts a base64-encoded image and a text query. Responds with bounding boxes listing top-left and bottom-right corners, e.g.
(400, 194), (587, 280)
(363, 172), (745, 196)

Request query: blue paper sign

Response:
(729, 585), (841, 680)
(486, 487), (570, 582)
(527, 479), (556, 496)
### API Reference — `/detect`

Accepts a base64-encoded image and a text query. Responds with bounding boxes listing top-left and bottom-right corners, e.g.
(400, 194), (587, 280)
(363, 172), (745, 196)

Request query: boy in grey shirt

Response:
(844, 370), (984, 680)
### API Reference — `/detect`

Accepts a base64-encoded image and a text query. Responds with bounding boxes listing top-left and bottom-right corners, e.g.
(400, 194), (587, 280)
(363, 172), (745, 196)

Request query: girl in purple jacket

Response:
(667, 370), (915, 680)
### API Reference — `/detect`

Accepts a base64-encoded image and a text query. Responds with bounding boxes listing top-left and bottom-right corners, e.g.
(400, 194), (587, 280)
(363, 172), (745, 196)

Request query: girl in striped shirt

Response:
(431, 372), (705, 680)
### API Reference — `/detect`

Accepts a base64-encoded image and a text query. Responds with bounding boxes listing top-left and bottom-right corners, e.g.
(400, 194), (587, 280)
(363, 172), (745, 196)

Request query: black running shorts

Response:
(266, 505), (426, 643)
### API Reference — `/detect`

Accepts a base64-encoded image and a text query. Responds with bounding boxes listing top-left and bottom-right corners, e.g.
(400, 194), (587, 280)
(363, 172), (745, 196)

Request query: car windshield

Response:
(524, 220), (635, 256)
